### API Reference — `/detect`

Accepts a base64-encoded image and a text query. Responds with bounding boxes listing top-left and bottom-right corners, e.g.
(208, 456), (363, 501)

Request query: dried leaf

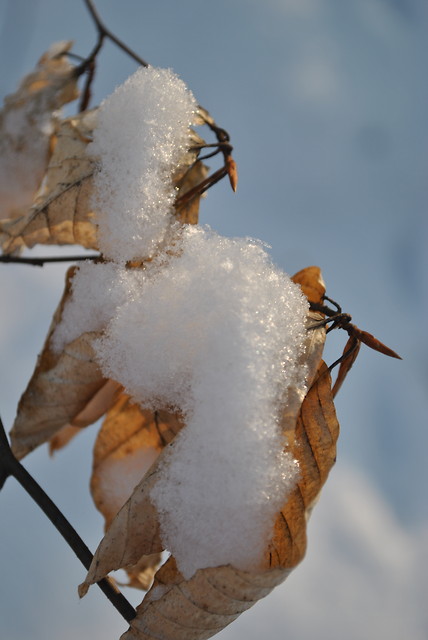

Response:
(291, 266), (326, 305)
(48, 378), (122, 454)
(0, 42), (78, 221)
(265, 361), (339, 571)
(78, 465), (164, 598)
(10, 331), (107, 460)
(193, 106), (216, 128)
(49, 424), (83, 455)
(115, 361), (339, 640)
(330, 335), (360, 397)
(90, 394), (184, 589)
(174, 159), (209, 225)
(0, 109), (98, 253)
(9, 268), (117, 459)
(1, 120), (207, 254)
(91, 396), (183, 527)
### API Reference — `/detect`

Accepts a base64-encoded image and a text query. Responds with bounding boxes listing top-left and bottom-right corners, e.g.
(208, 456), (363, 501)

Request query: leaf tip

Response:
(78, 581), (89, 599)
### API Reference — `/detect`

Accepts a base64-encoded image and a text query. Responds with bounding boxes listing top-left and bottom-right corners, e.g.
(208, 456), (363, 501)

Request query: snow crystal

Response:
(88, 66), (197, 263)
(93, 226), (309, 578)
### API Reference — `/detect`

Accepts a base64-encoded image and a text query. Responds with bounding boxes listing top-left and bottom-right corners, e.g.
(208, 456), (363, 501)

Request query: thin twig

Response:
(175, 165), (228, 209)
(0, 254), (100, 267)
(83, 0), (148, 68)
(0, 417), (136, 622)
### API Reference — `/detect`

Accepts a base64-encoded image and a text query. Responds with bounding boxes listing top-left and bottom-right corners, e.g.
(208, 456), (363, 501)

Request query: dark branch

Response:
(82, 0), (149, 68)
(0, 254), (101, 267)
(0, 416), (136, 623)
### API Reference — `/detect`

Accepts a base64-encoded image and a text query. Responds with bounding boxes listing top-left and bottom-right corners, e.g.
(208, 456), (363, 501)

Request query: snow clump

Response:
(88, 66), (197, 263)
(51, 66), (310, 579)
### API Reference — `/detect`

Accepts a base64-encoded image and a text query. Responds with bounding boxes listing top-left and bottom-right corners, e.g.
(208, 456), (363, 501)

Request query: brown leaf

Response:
(89, 395), (183, 590)
(332, 335), (361, 397)
(49, 424), (83, 455)
(265, 361), (339, 570)
(0, 109), (98, 254)
(9, 267), (118, 459)
(116, 360), (339, 640)
(91, 395), (183, 527)
(1, 120), (206, 254)
(291, 266), (326, 306)
(0, 42), (78, 222)
(48, 378), (122, 454)
(174, 158), (209, 225)
(120, 558), (287, 640)
(78, 465), (165, 598)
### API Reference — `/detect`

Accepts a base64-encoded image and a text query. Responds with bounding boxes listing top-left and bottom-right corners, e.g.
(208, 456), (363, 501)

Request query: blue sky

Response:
(0, 1), (427, 639)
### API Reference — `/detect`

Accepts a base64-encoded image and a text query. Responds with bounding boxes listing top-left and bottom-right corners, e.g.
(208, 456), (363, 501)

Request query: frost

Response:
(88, 66), (197, 263)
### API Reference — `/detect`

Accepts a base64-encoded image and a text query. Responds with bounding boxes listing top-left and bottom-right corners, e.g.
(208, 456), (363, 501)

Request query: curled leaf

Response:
(9, 268), (117, 459)
(0, 42), (78, 222)
(78, 466), (164, 598)
(0, 109), (98, 253)
(91, 395), (183, 527)
(90, 395), (184, 589)
(116, 361), (339, 640)
(1, 120), (207, 254)
(291, 266), (326, 306)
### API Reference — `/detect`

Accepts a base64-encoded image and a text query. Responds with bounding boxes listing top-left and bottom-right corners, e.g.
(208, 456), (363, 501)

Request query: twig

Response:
(175, 165), (228, 209)
(0, 416), (136, 623)
(82, 0), (148, 68)
(0, 254), (100, 267)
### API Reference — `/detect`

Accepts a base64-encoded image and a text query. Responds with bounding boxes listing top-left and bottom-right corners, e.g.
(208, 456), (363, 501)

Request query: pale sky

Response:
(0, 1), (427, 639)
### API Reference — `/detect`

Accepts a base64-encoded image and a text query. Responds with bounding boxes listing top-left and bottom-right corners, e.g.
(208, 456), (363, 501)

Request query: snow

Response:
(51, 67), (310, 579)
(51, 261), (139, 351)
(88, 66), (197, 263)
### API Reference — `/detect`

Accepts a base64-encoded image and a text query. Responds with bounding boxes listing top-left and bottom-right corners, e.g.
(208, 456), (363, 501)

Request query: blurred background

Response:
(0, 1), (427, 638)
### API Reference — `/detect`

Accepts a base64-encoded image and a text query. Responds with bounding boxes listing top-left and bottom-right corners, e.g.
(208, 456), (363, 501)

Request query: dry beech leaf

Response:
(332, 335), (361, 397)
(192, 105), (216, 128)
(0, 109), (98, 254)
(0, 122), (207, 254)
(174, 158), (209, 225)
(91, 395), (183, 527)
(0, 42), (78, 222)
(78, 466), (164, 599)
(9, 268), (118, 459)
(291, 265), (326, 305)
(87, 358), (339, 640)
(49, 424), (83, 455)
(48, 378), (122, 454)
(10, 330), (108, 460)
(90, 394), (184, 589)
(78, 314), (327, 612)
